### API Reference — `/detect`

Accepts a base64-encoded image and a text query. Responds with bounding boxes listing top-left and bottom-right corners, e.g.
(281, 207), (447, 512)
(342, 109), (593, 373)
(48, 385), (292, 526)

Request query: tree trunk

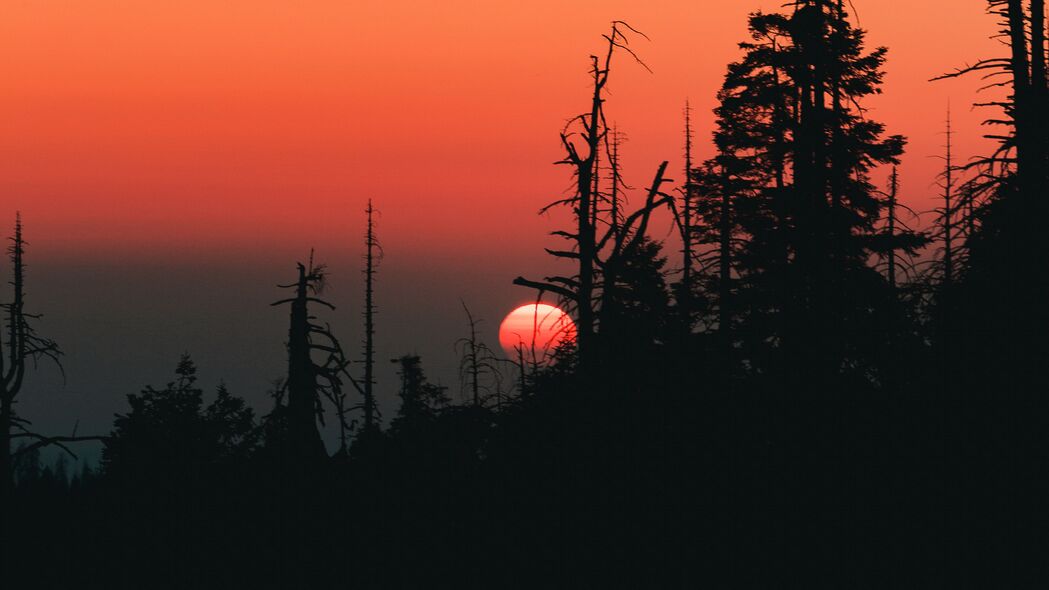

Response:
(0, 397), (12, 501)
(286, 265), (326, 461)
(363, 201), (377, 431)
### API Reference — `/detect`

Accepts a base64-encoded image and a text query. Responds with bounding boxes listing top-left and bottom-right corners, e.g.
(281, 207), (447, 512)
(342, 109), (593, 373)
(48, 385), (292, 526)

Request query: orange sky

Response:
(1, 0), (1000, 268)
(0, 0), (1008, 454)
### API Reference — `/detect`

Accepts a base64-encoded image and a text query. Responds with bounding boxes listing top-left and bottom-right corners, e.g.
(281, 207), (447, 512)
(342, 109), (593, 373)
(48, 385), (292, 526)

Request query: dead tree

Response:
(939, 107), (955, 287)
(679, 101), (696, 331)
(0, 214), (101, 501)
(608, 124), (627, 238)
(272, 254), (361, 460)
(361, 200), (381, 432)
(513, 22), (657, 369)
(596, 162), (675, 331)
(934, 0), (1048, 215)
(456, 302), (504, 409)
(887, 167), (899, 291)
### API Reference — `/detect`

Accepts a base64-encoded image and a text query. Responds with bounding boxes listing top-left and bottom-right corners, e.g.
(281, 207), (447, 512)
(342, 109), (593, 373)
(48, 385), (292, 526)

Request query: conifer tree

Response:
(705, 3), (915, 381)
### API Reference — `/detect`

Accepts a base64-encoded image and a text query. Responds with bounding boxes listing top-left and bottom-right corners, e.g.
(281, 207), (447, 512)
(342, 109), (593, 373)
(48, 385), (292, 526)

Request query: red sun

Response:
(498, 303), (577, 364)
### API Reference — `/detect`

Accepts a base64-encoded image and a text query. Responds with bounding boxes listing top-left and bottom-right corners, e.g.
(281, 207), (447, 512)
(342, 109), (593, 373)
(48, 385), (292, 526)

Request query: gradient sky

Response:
(1, 1), (1001, 456)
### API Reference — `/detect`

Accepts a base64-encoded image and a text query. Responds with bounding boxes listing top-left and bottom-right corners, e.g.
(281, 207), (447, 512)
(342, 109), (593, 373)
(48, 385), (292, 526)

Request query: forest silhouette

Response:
(3, 1), (1049, 586)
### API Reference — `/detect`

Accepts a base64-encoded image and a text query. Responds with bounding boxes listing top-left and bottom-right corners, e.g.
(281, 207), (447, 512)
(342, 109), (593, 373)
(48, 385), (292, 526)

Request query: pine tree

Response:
(705, 3), (914, 382)
(391, 355), (448, 430)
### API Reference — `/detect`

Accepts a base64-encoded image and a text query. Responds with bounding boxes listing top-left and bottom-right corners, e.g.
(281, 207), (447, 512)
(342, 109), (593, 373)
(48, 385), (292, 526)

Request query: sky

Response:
(0, 0), (1002, 458)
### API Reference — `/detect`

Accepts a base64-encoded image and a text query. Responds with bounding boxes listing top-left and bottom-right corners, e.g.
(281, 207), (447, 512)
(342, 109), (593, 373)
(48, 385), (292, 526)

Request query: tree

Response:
(271, 255), (359, 461)
(390, 355), (449, 430)
(0, 214), (99, 504)
(456, 303), (504, 408)
(933, 107), (957, 288)
(934, 0), (1049, 350)
(676, 102), (697, 332)
(703, 4), (915, 383)
(361, 200), (381, 433)
(514, 22), (659, 370)
(102, 354), (257, 482)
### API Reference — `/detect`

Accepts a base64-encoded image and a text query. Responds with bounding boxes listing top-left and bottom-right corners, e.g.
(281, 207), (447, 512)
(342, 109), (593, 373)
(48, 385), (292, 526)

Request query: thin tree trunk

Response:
(681, 102), (694, 332)
(718, 161), (732, 339)
(944, 109), (954, 287)
(1033, 0), (1047, 89)
(363, 200), (377, 431)
(887, 167), (898, 291)
(0, 397), (11, 501)
(575, 57), (604, 369)
(286, 264), (325, 459)
(1008, 0), (1032, 195)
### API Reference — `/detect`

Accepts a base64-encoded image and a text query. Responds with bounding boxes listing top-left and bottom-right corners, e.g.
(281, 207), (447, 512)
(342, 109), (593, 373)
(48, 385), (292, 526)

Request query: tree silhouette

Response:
(271, 256), (359, 461)
(102, 354), (256, 483)
(360, 200), (381, 433)
(390, 355), (448, 431)
(933, 107), (957, 288)
(514, 21), (652, 370)
(934, 0), (1049, 346)
(0, 214), (100, 506)
(456, 303), (504, 408)
(11, 5), (1049, 586)
(700, 4), (917, 384)
(676, 102), (697, 332)
(514, 23), (678, 376)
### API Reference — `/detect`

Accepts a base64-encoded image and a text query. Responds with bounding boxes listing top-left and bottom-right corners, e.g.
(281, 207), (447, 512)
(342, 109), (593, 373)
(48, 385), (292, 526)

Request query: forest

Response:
(3, 0), (1049, 587)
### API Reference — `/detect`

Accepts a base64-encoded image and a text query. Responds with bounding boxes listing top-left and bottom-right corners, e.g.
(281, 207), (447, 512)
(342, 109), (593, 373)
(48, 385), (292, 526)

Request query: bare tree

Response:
(887, 167), (899, 291)
(513, 22), (672, 369)
(361, 200), (381, 432)
(272, 254), (361, 459)
(1, 214), (101, 500)
(938, 107), (956, 288)
(456, 302), (504, 409)
(934, 0), (1048, 208)
(678, 101), (696, 331)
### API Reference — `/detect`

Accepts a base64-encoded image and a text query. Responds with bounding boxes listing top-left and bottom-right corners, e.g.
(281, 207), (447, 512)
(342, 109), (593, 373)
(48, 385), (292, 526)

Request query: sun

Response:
(498, 303), (576, 365)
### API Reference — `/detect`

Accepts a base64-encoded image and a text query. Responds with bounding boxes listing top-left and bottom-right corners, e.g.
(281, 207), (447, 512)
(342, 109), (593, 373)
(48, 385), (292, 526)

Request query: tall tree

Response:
(932, 1), (1049, 381)
(361, 200), (381, 433)
(678, 101), (696, 331)
(0, 215), (90, 503)
(514, 22), (652, 370)
(936, 1), (1048, 228)
(886, 167), (899, 291)
(706, 3), (913, 381)
(272, 255), (358, 460)
(514, 23), (675, 370)
(938, 107), (956, 287)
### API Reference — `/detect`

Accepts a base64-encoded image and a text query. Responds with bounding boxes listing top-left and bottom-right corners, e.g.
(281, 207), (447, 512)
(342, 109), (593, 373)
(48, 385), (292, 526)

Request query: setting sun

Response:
(498, 303), (576, 364)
